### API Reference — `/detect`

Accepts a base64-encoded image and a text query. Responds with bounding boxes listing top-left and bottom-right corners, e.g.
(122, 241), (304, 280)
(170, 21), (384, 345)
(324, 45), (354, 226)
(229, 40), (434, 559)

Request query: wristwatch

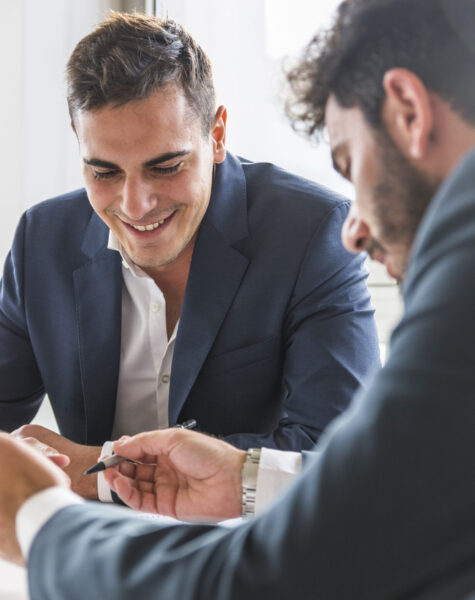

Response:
(241, 448), (262, 517)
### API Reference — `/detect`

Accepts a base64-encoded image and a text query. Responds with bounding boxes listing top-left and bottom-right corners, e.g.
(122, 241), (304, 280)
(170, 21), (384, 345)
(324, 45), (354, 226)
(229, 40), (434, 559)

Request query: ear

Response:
(211, 105), (227, 164)
(381, 69), (434, 160)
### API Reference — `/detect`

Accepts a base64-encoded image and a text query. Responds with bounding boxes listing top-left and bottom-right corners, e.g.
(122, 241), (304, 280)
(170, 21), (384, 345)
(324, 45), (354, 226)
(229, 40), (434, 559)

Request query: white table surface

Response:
(0, 558), (28, 599)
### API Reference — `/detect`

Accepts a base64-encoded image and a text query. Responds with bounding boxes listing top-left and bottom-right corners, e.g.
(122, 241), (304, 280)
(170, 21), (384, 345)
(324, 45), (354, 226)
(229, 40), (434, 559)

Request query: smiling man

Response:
(76, 84), (225, 339)
(0, 12), (379, 502)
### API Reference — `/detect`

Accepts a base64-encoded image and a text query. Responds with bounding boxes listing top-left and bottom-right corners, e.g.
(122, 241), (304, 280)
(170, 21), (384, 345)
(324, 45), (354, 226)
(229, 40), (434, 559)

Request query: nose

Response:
(121, 176), (156, 221)
(341, 203), (370, 254)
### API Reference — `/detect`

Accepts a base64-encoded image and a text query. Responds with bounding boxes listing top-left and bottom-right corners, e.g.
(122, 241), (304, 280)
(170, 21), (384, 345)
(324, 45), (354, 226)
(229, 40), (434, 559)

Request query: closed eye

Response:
(150, 162), (184, 176)
(93, 169), (120, 181)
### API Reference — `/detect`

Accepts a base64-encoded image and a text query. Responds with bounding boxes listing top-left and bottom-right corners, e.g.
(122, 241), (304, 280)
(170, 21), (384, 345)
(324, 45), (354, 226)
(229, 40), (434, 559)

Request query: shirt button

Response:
(151, 303), (160, 313)
(161, 374), (170, 384)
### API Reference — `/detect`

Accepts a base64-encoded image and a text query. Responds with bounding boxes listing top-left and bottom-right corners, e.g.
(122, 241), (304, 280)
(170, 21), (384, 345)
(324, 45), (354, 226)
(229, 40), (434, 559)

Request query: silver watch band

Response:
(241, 448), (261, 517)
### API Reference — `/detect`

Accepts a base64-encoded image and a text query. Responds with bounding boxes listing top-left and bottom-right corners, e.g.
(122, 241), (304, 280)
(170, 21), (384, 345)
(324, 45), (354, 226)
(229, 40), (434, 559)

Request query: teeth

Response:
(131, 219), (165, 232)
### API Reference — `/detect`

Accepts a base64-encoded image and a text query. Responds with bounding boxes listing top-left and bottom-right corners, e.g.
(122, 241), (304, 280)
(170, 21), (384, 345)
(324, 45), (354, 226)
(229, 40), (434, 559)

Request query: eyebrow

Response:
(83, 150), (191, 170)
(144, 150), (191, 167)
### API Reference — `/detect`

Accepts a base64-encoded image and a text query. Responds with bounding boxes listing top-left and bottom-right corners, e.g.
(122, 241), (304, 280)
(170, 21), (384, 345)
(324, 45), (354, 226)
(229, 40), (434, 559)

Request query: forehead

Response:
(325, 95), (372, 159)
(74, 84), (199, 154)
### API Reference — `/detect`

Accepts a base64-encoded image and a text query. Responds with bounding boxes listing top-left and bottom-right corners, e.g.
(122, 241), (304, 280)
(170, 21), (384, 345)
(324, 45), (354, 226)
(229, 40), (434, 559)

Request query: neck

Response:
(142, 240), (195, 339)
(142, 236), (195, 290)
(430, 98), (475, 180)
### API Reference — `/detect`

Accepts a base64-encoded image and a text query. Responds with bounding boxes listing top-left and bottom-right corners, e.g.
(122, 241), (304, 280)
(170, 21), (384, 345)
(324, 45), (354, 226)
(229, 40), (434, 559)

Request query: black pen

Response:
(84, 419), (198, 475)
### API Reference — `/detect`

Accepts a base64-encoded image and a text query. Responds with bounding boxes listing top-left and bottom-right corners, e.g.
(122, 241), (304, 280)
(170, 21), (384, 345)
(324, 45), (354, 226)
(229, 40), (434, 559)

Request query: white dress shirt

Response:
(97, 233), (178, 501)
(255, 448), (302, 513)
(16, 448), (302, 559)
(108, 231), (177, 438)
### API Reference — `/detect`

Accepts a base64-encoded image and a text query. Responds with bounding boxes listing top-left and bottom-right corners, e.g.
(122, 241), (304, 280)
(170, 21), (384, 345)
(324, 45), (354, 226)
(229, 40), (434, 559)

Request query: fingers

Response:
(115, 461), (137, 478)
(105, 470), (159, 513)
(113, 477), (171, 515)
(15, 436), (70, 468)
(104, 463), (177, 515)
(112, 432), (154, 460)
(104, 462), (157, 489)
(117, 460), (157, 480)
(11, 424), (61, 447)
(48, 454), (71, 468)
(103, 467), (127, 492)
(0, 433), (70, 489)
(112, 428), (185, 460)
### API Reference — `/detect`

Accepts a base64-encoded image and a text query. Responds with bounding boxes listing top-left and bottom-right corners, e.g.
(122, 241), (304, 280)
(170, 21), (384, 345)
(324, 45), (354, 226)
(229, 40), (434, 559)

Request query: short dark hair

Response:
(66, 12), (216, 134)
(285, 0), (475, 137)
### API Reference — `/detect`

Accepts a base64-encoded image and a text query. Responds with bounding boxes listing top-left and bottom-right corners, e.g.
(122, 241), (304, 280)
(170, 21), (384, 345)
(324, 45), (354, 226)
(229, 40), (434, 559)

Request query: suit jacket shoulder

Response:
(23, 188), (107, 262)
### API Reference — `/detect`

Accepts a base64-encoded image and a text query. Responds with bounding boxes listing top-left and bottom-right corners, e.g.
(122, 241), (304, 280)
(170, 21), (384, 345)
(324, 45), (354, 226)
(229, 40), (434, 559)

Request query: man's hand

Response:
(11, 434), (70, 469)
(0, 432), (70, 566)
(12, 425), (101, 500)
(104, 429), (246, 522)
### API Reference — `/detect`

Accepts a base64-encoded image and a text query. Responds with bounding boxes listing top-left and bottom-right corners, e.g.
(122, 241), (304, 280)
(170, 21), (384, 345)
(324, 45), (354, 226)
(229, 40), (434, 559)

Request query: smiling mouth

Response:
(125, 211), (176, 232)
(130, 219), (165, 231)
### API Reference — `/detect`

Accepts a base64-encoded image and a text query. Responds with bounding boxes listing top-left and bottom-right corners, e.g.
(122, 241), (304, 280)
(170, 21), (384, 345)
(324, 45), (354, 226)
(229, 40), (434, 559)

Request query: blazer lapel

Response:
(73, 213), (122, 445)
(169, 154), (250, 424)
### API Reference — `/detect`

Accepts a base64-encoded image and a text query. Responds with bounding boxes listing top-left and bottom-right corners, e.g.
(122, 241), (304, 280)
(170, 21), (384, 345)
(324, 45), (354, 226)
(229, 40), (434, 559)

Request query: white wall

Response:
(0, 5), (28, 575)
(1, 2), (25, 266)
(166, 0), (353, 197)
(1, 0), (147, 268)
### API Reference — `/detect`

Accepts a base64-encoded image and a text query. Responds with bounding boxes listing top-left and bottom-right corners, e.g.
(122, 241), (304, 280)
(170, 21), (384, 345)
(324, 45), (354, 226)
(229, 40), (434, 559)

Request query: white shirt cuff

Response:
(16, 487), (84, 560)
(255, 448), (302, 514)
(97, 441), (114, 503)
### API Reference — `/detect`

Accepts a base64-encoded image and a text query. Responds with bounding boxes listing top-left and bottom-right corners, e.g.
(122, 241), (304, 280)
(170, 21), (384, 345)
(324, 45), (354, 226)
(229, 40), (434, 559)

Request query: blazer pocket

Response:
(200, 336), (280, 379)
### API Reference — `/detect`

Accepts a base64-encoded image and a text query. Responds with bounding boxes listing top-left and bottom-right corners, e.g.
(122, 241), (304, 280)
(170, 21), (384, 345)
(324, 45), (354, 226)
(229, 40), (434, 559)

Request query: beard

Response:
(371, 128), (441, 275)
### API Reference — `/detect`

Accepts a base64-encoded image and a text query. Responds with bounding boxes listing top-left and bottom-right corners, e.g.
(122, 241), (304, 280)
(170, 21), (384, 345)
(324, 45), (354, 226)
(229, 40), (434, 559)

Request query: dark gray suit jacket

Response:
(27, 147), (475, 600)
(0, 152), (379, 450)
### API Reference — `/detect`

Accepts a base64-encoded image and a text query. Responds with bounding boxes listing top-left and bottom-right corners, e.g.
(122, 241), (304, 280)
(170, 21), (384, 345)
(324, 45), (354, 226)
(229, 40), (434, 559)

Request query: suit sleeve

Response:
(223, 202), (380, 450)
(0, 213), (45, 430)
(26, 166), (475, 599)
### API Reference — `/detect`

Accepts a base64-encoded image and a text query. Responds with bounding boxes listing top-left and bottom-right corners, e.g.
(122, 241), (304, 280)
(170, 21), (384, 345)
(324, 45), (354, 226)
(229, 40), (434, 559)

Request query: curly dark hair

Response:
(67, 12), (216, 134)
(285, 0), (475, 138)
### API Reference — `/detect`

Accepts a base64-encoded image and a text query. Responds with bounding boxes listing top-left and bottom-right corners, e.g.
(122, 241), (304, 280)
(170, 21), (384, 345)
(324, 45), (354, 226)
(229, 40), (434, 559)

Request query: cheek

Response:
(85, 182), (115, 216)
(181, 171), (212, 214)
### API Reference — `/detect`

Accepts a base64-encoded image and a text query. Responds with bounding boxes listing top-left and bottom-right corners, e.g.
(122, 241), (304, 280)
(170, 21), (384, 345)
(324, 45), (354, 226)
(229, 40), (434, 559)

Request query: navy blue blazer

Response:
(0, 153), (379, 450)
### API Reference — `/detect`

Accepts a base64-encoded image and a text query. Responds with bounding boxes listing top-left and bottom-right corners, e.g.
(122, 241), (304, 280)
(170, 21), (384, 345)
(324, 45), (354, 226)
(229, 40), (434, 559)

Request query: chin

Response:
(137, 251), (182, 270)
